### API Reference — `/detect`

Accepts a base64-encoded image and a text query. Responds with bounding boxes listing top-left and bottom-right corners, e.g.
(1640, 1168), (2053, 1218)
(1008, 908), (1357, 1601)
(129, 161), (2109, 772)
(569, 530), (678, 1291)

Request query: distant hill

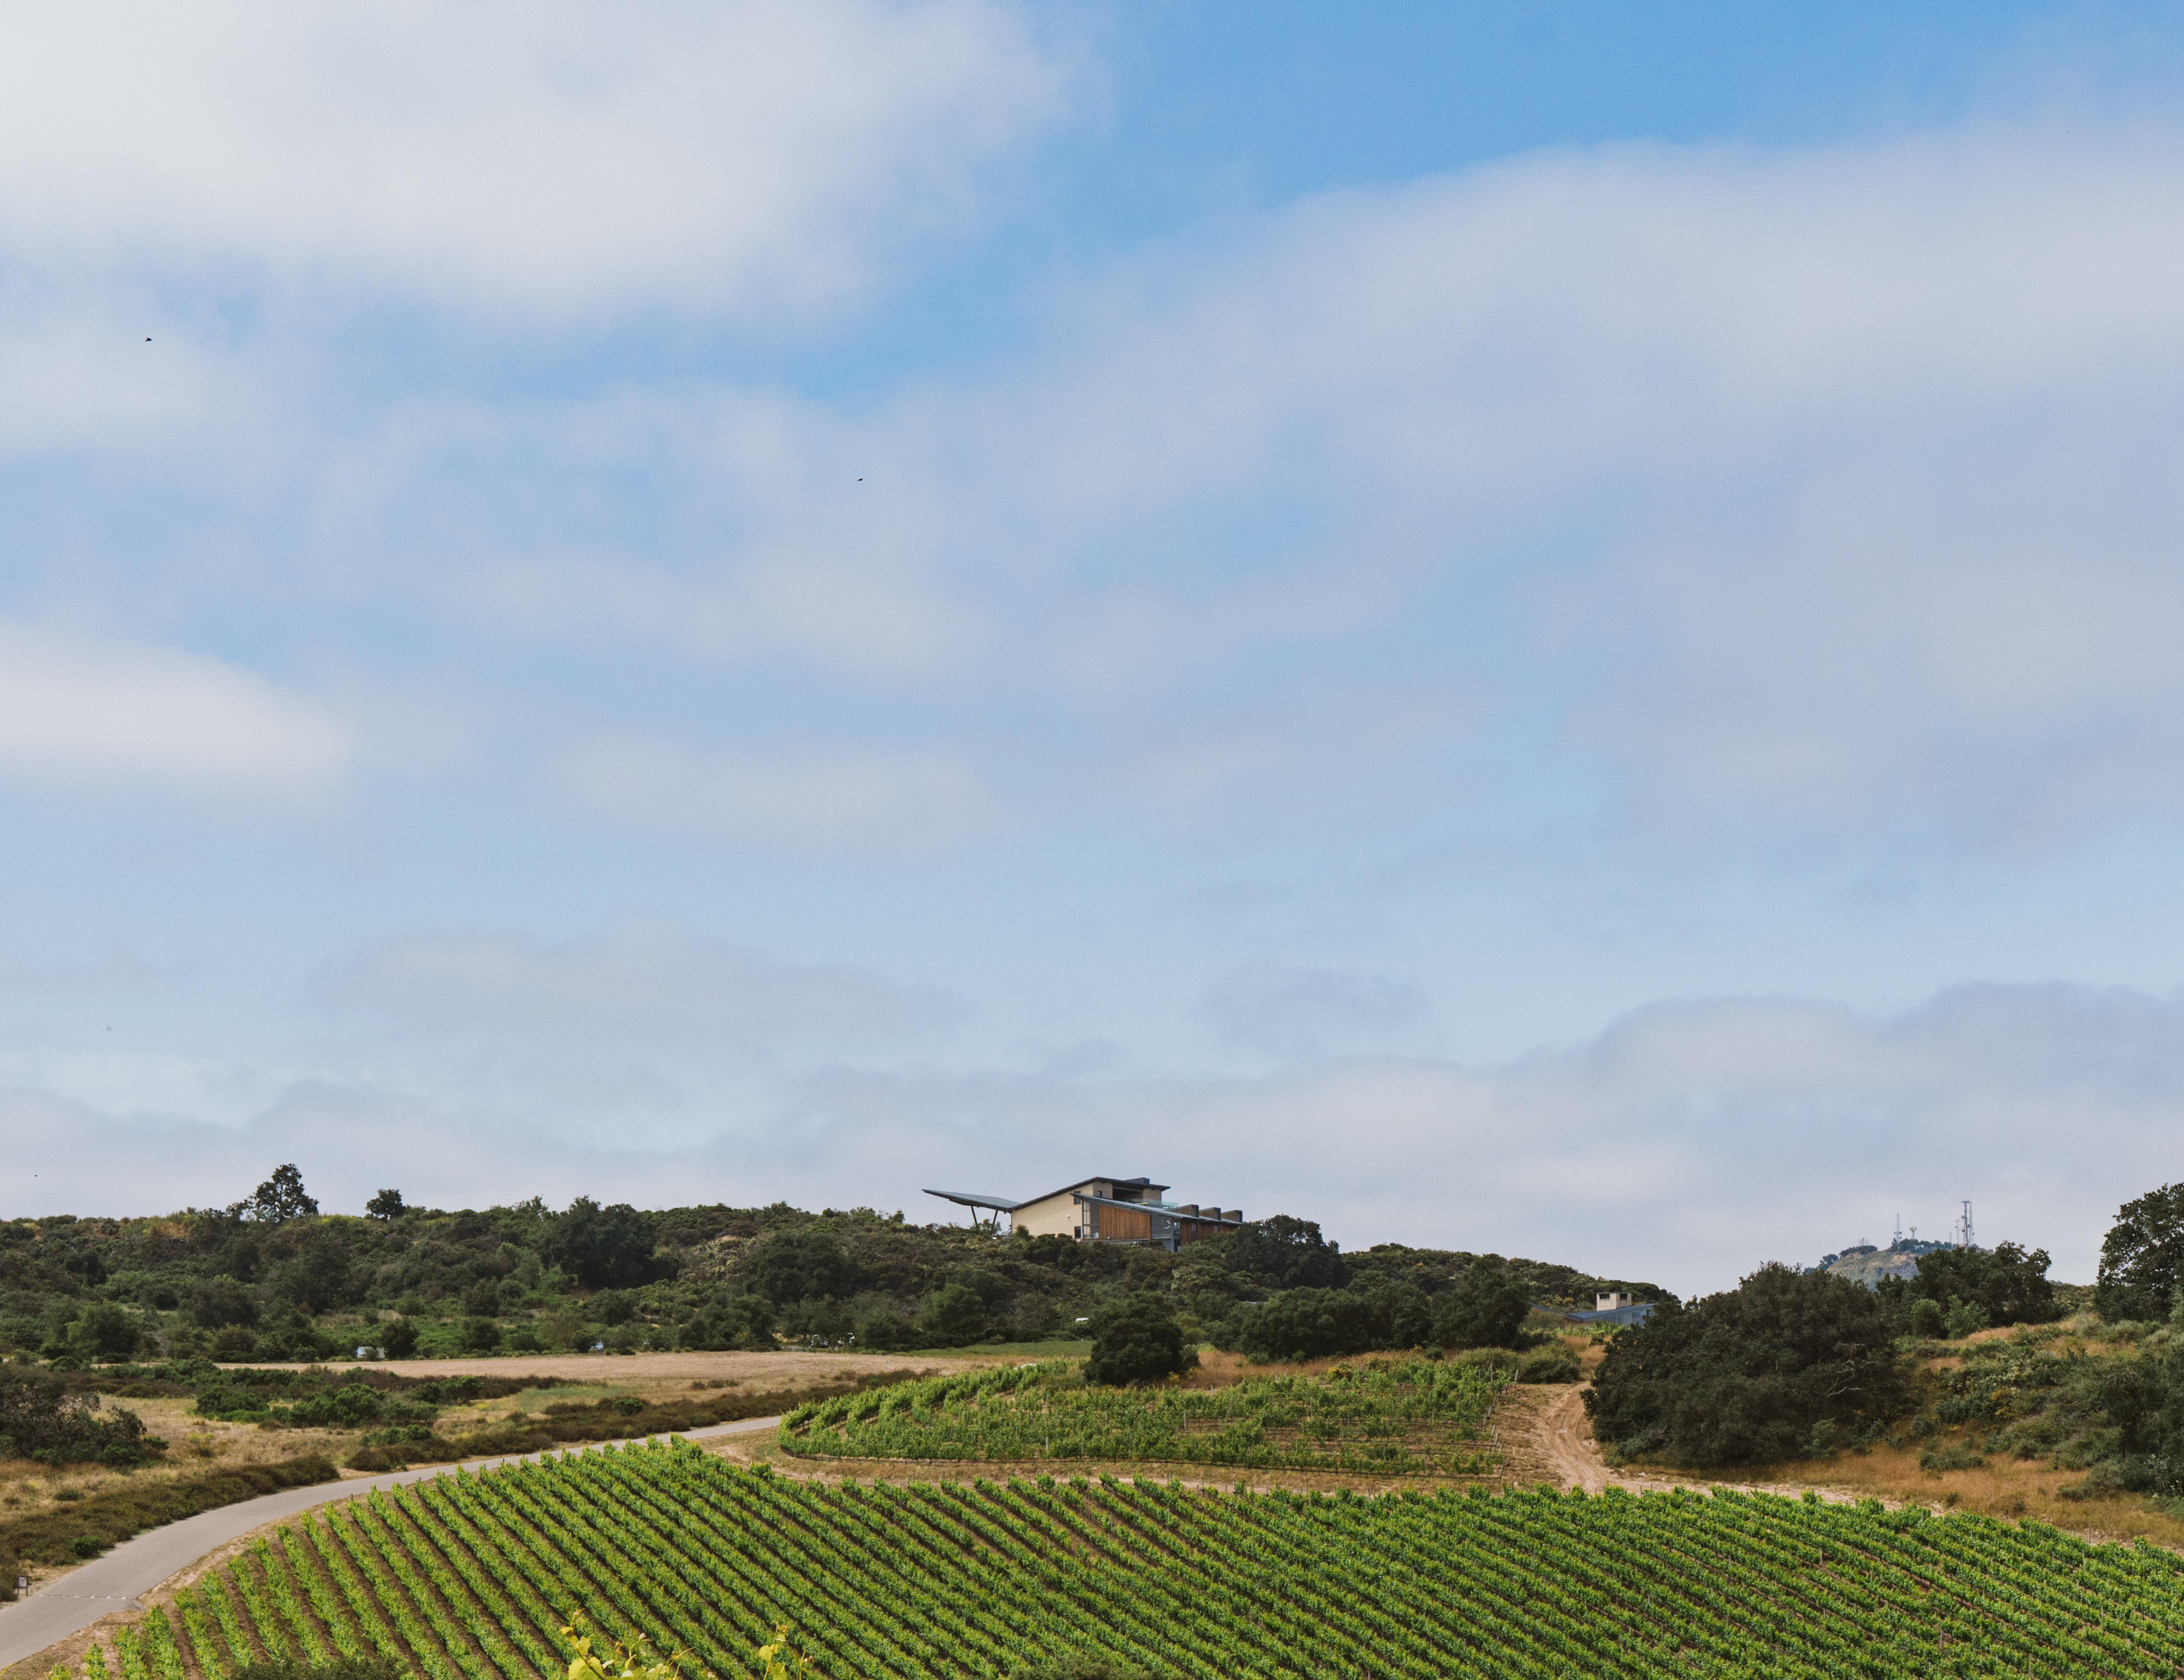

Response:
(1818, 1239), (1960, 1288)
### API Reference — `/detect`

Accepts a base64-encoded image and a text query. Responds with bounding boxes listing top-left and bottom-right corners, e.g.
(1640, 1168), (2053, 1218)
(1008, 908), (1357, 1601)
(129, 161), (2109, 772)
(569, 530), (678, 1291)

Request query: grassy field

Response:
(36, 1435), (2184, 1680)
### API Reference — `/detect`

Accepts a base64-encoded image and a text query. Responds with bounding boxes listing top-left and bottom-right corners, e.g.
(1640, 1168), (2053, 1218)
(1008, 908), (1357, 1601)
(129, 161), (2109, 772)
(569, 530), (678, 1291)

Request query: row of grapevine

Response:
(47, 1437), (2184, 1679)
(778, 1358), (1507, 1474)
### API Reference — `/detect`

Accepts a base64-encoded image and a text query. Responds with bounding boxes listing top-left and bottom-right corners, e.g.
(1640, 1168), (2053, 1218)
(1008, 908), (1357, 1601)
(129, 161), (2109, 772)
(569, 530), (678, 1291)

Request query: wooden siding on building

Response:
(1093, 1203), (1154, 1242)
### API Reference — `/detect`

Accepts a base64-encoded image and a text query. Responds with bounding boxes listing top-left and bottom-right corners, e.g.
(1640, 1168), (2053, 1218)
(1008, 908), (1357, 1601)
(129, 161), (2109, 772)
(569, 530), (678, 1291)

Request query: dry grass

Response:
(0, 1398), (353, 1531)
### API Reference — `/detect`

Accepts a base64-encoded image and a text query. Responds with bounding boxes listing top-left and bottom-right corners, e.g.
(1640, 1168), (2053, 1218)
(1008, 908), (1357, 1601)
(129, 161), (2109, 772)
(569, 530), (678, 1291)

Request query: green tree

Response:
(365, 1189), (405, 1220)
(545, 1199), (667, 1290)
(1586, 1263), (1911, 1467)
(2098, 1183), (2184, 1322)
(1084, 1291), (1198, 1385)
(75, 1302), (142, 1363)
(1223, 1287), (1375, 1361)
(460, 1316), (502, 1354)
(1908, 1241), (2056, 1327)
(188, 1276), (257, 1330)
(679, 1292), (775, 1351)
(380, 1316), (421, 1359)
(1430, 1260), (1531, 1351)
(1206, 1216), (1351, 1289)
(750, 1232), (862, 1304)
(916, 1283), (988, 1347)
(244, 1164), (319, 1225)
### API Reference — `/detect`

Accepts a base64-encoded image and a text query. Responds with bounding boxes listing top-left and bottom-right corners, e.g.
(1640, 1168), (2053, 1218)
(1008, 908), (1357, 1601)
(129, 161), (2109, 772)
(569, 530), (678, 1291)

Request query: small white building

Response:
(1596, 1291), (1635, 1312)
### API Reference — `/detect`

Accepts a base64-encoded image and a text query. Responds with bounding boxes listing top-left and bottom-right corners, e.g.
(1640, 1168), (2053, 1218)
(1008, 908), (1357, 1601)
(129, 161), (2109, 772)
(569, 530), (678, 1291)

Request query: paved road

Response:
(0, 1417), (782, 1672)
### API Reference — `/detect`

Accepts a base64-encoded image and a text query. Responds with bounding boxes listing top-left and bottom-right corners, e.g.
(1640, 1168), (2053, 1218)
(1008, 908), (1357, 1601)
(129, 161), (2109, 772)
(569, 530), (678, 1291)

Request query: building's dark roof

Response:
(1073, 1191), (1240, 1224)
(922, 1189), (1023, 1213)
(1016, 1174), (1169, 1207)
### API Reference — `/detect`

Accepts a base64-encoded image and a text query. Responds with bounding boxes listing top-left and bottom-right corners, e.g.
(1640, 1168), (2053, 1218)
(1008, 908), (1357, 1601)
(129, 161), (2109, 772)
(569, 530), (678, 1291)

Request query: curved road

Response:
(0, 1416), (781, 1672)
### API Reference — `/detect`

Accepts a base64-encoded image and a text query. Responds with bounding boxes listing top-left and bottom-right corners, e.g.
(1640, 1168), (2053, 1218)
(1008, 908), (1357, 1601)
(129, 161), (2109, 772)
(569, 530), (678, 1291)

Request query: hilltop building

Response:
(923, 1175), (1243, 1251)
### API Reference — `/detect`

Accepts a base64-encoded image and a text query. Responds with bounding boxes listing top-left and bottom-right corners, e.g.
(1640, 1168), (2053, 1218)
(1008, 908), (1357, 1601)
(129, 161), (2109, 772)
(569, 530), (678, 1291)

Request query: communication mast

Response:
(1956, 1200), (1975, 1249)
(1894, 1213), (1902, 1246)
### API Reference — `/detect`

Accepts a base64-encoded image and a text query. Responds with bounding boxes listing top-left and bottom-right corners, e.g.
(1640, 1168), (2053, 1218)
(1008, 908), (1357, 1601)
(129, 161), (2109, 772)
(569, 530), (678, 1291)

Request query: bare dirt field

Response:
(219, 1348), (960, 1396)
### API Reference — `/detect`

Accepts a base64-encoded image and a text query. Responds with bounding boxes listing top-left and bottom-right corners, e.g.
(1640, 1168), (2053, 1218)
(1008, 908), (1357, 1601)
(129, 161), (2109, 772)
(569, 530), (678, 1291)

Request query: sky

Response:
(7, 1), (2184, 1294)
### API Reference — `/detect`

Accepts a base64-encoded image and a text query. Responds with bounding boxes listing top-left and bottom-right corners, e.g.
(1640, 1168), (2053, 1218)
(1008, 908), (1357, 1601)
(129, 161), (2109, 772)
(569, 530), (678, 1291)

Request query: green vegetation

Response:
(0, 1166), (1660, 1369)
(1, 1452), (336, 1568)
(1587, 1264), (1913, 1466)
(48, 1437), (2184, 1678)
(0, 1365), (155, 1464)
(778, 1357), (1507, 1475)
(2098, 1180), (2184, 1323)
(1082, 1292), (1196, 1386)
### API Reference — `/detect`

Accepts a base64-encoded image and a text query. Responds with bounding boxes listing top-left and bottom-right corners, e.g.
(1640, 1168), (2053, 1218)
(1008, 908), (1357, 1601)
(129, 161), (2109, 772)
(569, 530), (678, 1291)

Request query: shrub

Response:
(855, 1305), (916, 1351)
(544, 1199), (668, 1291)
(1907, 1298), (1946, 1340)
(1942, 1297), (1990, 1340)
(380, 1316), (421, 1359)
(0, 1369), (152, 1464)
(279, 1383), (386, 1428)
(68, 1535), (103, 1558)
(916, 1285), (988, 1348)
(678, 1292), (774, 1352)
(1084, 1292), (1198, 1386)
(461, 1317), (503, 1355)
(1586, 1263), (1911, 1468)
(1515, 1341), (1582, 1384)
(1905, 1241), (2058, 1327)
(1429, 1261), (1531, 1352)
(76, 1303), (143, 1364)
(750, 1233), (863, 1305)
(1222, 1288), (1377, 1361)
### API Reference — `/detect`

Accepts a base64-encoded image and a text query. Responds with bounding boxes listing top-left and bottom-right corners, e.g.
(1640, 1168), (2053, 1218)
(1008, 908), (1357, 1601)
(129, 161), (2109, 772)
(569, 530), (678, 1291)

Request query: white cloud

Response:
(1198, 964), (1427, 1060)
(0, 622), (351, 799)
(562, 731), (993, 850)
(0, 1), (1065, 317)
(275, 121), (2184, 854)
(325, 927), (963, 1050)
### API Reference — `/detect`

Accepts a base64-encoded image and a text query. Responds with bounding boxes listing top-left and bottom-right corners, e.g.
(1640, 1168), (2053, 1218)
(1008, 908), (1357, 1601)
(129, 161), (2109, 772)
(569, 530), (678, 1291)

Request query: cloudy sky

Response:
(9, 1), (2184, 1293)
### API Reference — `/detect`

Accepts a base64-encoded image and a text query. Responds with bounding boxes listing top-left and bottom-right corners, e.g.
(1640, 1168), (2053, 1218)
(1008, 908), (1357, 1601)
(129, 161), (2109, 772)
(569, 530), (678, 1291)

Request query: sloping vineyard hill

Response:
(43, 1437), (2184, 1679)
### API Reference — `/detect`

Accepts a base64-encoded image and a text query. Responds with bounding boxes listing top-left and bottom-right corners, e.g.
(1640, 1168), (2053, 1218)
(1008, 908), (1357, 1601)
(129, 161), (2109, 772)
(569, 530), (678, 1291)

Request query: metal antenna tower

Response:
(1894, 1213), (1902, 1246)
(1958, 1200), (1975, 1249)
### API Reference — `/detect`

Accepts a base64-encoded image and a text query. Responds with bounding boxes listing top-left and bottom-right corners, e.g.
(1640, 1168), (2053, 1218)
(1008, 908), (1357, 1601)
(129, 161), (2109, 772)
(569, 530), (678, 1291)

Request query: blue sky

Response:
(8, 2), (2184, 1293)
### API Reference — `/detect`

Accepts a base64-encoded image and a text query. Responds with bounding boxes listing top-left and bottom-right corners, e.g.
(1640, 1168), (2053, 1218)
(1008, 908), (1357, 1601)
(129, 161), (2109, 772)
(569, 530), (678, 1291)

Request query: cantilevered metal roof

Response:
(923, 1189), (1023, 1213)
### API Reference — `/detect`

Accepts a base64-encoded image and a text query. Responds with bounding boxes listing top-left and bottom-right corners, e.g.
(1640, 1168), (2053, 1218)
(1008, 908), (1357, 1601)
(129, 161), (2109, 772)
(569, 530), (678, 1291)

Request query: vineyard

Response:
(777, 1357), (1506, 1475)
(42, 1436), (2184, 1679)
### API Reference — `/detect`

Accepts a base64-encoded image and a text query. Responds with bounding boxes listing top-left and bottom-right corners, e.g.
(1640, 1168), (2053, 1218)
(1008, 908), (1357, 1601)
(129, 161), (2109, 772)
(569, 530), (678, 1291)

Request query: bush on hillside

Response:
(677, 1291), (774, 1351)
(1219, 1287), (1376, 1361)
(2098, 1183), (2184, 1323)
(545, 1198), (669, 1290)
(750, 1232), (863, 1304)
(380, 1315), (420, 1359)
(916, 1284), (989, 1347)
(1429, 1260), (1531, 1351)
(0, 1369), (153, 1465)
(1896, 1240), (2058, 1327)
(1084, 1292), (1198, 1386)
(1586, 1263), (1911, 1467)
